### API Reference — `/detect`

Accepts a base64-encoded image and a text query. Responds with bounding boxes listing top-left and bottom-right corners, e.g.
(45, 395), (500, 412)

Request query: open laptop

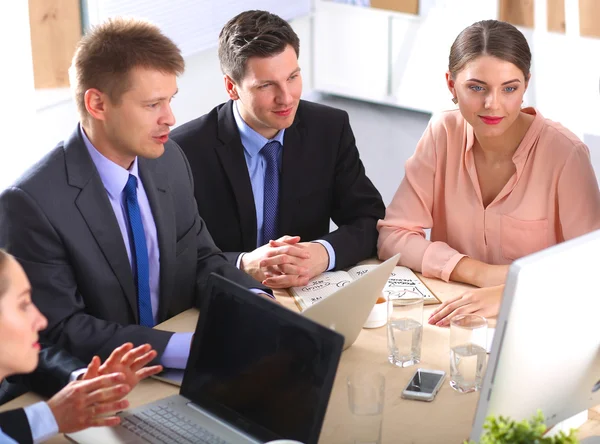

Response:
(154, 254), (401, 386)
(302, 253), (400, 349)
(68, 273), (344, 444)
(470, 229), (600, 441)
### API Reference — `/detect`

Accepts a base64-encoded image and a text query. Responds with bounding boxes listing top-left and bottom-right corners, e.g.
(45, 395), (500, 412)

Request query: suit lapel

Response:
(139, 156), (175, 322)
(216, 101), (258, 250)
(64, 127), (138, 320)
(280, 106), (307, 235)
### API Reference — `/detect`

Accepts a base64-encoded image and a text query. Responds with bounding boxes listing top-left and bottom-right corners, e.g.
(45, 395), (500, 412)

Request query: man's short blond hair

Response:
(70, 17), (185, 124)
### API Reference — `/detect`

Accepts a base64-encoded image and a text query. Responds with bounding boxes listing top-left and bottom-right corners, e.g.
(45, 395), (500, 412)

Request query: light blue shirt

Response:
(81, 126), (192, 369)
(0, 426), (17, 444)
(232, 102), (336, 270)
(24, 401), (58, 443)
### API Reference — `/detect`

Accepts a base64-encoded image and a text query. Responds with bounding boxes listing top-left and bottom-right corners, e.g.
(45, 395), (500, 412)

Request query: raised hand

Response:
(47, 372), (130, 433)
(82, 342), (163, 389)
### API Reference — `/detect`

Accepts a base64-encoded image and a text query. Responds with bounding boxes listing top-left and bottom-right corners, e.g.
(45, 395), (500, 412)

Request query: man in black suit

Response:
(0, 18), (269, 372)
(171, 10), (385, 289)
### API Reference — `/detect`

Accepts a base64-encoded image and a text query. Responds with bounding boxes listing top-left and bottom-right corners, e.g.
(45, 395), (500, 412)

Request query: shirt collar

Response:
(80, 124), (140, 199)
(232, 101), (285, 157)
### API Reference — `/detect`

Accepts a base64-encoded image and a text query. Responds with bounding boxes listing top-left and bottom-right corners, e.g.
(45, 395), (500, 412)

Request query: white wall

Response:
(7, 1), (600, 191)
(0, 3), (36, 190)
(313, 0), (600, 140)
(2, 15), (312, 191)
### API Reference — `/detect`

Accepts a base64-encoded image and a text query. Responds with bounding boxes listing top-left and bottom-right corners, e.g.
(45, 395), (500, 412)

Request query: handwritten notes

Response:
(290, 265), (439, 310)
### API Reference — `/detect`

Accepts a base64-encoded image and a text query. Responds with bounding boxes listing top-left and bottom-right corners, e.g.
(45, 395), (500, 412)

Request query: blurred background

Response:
(1, 0), (599, 206)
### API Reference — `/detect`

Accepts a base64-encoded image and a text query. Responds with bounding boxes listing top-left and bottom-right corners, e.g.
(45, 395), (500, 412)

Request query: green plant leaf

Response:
(464, 410), (579, 444)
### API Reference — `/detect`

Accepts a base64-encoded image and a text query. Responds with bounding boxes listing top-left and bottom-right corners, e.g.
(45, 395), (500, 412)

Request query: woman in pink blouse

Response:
(377, 20), (600, 326)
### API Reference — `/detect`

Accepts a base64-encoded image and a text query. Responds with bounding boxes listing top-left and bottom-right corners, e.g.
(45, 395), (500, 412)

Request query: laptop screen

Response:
(181, 274), (344, 444)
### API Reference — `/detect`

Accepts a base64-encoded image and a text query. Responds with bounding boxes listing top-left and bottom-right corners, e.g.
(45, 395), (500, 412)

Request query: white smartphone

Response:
(401, 368), (446, 402)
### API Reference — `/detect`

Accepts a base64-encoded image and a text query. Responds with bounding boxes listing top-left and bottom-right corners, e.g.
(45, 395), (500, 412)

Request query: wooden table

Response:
(1, 276), (597, 443)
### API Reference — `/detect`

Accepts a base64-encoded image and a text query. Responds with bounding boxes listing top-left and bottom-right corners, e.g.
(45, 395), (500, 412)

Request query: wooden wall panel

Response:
(547, 0), (566, 33)
(499, 0), (535, 28)
(370, 0), (418, 14)
(28, 0), (82, 89)
(579, 0), (600, 38)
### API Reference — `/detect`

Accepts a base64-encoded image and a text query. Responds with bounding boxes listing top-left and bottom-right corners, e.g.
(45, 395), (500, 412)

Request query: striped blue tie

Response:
(261, 141), (281, 246)
(124, 174), (154, 327)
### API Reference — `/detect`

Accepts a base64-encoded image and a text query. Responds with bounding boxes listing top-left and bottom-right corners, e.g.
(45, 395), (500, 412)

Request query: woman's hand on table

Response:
(427, 285), (504, 327)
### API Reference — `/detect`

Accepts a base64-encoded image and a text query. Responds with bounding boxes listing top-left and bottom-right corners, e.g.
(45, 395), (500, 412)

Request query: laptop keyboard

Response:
(121, 404), (231, 444)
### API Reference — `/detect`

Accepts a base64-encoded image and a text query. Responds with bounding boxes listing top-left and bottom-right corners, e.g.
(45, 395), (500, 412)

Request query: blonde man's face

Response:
(103, 67), (178, 165)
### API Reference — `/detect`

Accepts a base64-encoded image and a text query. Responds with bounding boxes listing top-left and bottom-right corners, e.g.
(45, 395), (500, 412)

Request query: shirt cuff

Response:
(69, 368), (87, 382)
(235, 253), (245, 269)
(250, 288), (275, 300)
(313, 240), (335, 271)
(24, 402), (59, 444)
(160, 332), (193, 369)
(421, 241), (465, 282)
(440, 253), (467, 282)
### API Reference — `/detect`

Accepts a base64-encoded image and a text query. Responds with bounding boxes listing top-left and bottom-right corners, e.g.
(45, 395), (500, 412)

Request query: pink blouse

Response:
(377, 108), (600, 281)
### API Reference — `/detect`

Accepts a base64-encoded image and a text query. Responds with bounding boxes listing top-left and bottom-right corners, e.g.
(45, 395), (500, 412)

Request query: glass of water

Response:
(387, 294), (423, 367)
(449, 314), (488, 393)
(347, 372), (385, 444)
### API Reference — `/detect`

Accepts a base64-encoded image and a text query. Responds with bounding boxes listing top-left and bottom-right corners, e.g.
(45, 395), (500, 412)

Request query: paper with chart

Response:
(289, 264), (440, 310)
(347, 264), (439, 303)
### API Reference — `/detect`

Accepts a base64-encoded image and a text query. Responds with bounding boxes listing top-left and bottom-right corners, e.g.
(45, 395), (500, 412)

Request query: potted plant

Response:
(466, 411), (579, 443)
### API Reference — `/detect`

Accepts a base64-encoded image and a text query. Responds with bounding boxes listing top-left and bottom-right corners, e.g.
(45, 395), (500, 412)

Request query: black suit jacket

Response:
(171, 100), (385, 270)
(0, 408), (31, 443)
(0, 343), (85, 444)
(0, 127), (268, 364)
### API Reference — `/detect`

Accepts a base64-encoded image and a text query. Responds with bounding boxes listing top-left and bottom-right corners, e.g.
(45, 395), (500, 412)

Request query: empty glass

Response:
(347, 372), (385, 444)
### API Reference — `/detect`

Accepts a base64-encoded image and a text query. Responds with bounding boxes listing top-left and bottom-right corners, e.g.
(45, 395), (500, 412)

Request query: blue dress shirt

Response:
(232, 102), (336, 270)
(24, 401), (58, 443)
(0, 427), (17, 444)
(81, 127), (192, 369)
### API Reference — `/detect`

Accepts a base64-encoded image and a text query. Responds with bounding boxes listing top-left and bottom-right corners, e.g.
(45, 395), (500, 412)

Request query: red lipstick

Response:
(480, 116), (504, 125)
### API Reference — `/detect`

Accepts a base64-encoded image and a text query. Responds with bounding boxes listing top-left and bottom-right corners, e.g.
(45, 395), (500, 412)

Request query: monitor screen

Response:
(181, 280), (342, 444)
(470, 229), (600, 440)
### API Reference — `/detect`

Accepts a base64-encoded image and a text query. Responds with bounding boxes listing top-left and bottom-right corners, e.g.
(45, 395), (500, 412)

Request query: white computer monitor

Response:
(470, 229), (600, 441)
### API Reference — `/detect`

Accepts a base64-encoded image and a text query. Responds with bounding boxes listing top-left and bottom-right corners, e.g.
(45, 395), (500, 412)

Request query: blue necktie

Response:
(124, 174), (154, 327)
(261, 141), (281, 245)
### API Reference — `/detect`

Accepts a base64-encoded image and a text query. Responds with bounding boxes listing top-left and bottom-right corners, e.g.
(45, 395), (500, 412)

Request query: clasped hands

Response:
(241, 235), (329, 289)
(47, 342), (162, 433)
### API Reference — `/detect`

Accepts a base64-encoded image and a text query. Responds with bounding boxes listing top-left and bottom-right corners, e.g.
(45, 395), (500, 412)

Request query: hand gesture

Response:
(47, 372), (130, 433)
(82, 343), (163, 390)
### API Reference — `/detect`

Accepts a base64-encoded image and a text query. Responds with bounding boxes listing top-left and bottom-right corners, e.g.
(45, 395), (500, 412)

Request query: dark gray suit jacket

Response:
(0, 127), (268, 364)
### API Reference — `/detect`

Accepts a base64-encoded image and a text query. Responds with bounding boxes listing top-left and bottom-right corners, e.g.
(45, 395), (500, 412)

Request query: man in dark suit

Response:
(171, 10), (385, 289)
(0, 18), (269, 373)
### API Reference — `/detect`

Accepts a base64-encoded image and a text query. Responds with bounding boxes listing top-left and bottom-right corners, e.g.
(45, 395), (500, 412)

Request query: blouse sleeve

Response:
(377, 120), (465, 281)
(557, 143), (600, 240)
